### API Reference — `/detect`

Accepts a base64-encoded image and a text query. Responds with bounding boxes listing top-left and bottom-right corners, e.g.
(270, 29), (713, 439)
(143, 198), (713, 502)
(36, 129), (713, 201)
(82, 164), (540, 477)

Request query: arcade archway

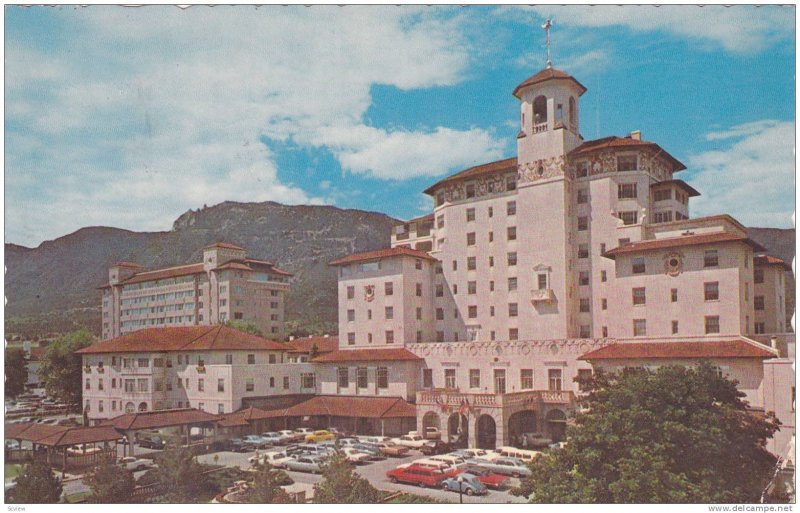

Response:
(476, 414), (496, 450)
(422, 411), (441, 437)
(546, 409), (567, 442)
(447, 413), (468, 448)
(508, 410), (537, 448)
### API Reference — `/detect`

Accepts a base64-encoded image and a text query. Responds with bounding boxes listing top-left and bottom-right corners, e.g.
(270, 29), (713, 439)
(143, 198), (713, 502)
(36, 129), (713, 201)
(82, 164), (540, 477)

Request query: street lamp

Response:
(457, 475), (465, 504)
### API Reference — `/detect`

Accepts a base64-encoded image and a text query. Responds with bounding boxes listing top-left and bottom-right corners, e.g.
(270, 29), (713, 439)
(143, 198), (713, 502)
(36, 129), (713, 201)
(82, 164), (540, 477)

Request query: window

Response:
(538, 273), (548, 290)
(704, 250), (719, 267)
(416, 307), (423, 320)
(85, 379), (91, 390)
(283, 376), (290, 389)
(124, 379), (135, 393)
(617, 154), (637, 171)
(505, 226), (517, 241)
(269, 354), (277, 364)
(347, 332), (355, 345)
(488, 232), (494, 243)
(301, 373), (316, 389)
(577, 188), (588, 203)
(579, 298), (590, 312)
(466, 183), (476, 198)
(521, 369), (533, 390)
(633, 319), (647, 336)
(416, 283), (423, 297)
(437, 215), (444, 228)
(548, 369), (562, 391)
(468, 281), (477, 294)
(137, 358), (149, 368)
(632, 257), (646, 274)
(436, 308), (444, 321)
(217, 378), (225, 392)
(508, 252), (517, 266)
(632, 287), (646, 305)
(225, 354), (233, 365)
(247, 354), (255, 364)
(385, 330), (394, 344)
(672, 320), (679, 334)
(415, 259), (423, 270)
(245, 378), (254, 392)
(579, 272), (589, 286)
(600, 270), (607, 282)
(357, 367), (368, 388)
(577, 369), (593, 390)
(385, 306), (393, 320)
(198, 379), (204, 392)
(578, 244), (589, 259)
(653, 188), (671, 202)
(489, 256), (494, 267)
(507, 175), (517, 191)
(468, 305), (478, 318)
(576, 161), (589, 178)
(503, 278), (517, 293)
(602, 326), (608, 337)
(509, 328), (519, 340)
(467, 257), (476, 270)
(423, 369), (433, 388)
(490, 306), (495, 316)
(754, 296), (765, 310)
(466, 208), (475, 222)
(705, 316), (720, 334)
(577, 216), (588, 231)
(467, 232), (476, 246)
(347, 286), (355, 299)
(704, 282), (719, 301)
(436, 192), (445, 206)
(154, 380), (163, 392)
(618, 183), (638, 199)
(376, 367), (389, 389)
(619, 211), (638, 225)
(494, 369), (506, 394)
(671, 288), (678, 302)
(754, 322), (766, 334)
(452, 260), (458, 271)
(754, 269), (764, 284)
(507, 201), (516, 216)
(435, 284), (444, 297)
(469, 369), (481, 389)
(385, 282), (393, 296)
(601, 298), (607, 310)
(112, 378), (117, 389)
(337, 367), (350, 388)
(416, 331), (422, 343)
(508, 303), (518, 317)
(445, 369), (456, 389)
(653, 211), (673, 224)
(580, 325), (591, 337)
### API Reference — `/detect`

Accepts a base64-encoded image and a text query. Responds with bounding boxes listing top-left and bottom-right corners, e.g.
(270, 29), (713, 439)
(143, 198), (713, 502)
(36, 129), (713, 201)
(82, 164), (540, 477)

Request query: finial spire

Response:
(542, 19), (553, 69)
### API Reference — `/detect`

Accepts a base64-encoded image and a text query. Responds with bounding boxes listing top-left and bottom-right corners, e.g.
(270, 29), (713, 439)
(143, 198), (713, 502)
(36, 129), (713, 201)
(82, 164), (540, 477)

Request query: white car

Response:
(358, 435), (390, 444)
(390, 434), (427, 448)
(249, 450), (294, 468)
(341, 447), (371, 464)
(118, 456), (151, 471)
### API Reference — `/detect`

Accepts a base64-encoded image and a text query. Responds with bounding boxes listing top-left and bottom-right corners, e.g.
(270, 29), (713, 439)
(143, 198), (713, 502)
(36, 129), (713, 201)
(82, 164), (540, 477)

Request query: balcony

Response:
(530, 288), (554, 303)
(532, 122), (548, 134)
(417, 389), (574, 410)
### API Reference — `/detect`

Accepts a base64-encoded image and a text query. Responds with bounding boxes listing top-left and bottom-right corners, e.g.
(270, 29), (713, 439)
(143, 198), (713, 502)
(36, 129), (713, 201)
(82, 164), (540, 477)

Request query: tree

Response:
(38, 329), (94, 406)
(84, 462), (135, 503)
(243, 462), (292, 503)
(151, 444), (211, 503)
(514, 363), (780, 503)
(313, 450), (380, 503)
(7, 459), (63, 503)
(5, 348), (28, 398)
(224, 320), (264, 337)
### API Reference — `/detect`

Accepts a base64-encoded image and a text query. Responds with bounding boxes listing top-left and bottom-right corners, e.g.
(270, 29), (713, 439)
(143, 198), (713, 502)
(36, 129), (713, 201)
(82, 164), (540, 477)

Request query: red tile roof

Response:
(205, 242), (245, 250)
(101, 408), (220, 430)
(569, 136), (686, 172)
(286, 336), (339, 354)
(119, 263), (206, 285)
(329, 246), (437, 266)
(36, 426), (124, 447)
(603, 232), (765, 258)
(423, 157), (517, 195)
(76, 325), (287, 354)
(512, 67), (587, 98)
(579, 339), (777, 361)
(277, 396), (416, 419)
(218, 406), (284, 427)
(312, 347), (422, 363)
(114, 262), (145, 268)
(395, 213), (435, 227)
(4, 423), (69, 442)
(650, 179), (700, 197)
(755, 255), (792, 271)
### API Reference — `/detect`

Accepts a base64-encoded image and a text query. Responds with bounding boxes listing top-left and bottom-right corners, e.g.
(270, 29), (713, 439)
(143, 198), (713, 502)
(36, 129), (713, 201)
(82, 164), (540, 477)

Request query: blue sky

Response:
(5, 5), (796, 247)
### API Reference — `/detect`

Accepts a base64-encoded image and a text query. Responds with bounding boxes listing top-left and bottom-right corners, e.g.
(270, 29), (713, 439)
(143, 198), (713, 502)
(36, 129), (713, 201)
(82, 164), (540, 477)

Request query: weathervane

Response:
(542, 19), (553, 69)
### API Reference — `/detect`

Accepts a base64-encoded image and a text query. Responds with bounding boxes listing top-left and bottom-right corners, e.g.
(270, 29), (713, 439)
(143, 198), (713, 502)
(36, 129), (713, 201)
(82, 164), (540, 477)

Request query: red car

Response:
(386, 464), (459, 488)
(457, 466), (510, 489)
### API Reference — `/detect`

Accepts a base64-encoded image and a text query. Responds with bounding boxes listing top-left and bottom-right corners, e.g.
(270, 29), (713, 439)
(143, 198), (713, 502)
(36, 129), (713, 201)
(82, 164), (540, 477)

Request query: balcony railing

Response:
(530, 288), (554, 303)
(532, 122), (548, 134)
(417, 389), (574, 409)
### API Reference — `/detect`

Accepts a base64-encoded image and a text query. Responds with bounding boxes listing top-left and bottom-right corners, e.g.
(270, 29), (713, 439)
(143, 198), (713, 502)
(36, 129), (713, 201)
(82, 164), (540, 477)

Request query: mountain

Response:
(5, 201), (399, 339)
(748, 228), (795, 268)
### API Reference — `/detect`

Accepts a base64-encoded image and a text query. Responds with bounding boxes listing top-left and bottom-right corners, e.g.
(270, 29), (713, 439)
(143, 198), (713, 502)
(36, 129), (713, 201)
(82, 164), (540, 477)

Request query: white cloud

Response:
(512, 5), (793, 54)
(687, 120), (795, 228)
(6, 6), (505, 246)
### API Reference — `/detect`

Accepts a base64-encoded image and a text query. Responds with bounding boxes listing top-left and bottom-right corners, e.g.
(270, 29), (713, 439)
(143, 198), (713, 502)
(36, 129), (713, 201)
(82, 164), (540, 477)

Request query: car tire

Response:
(466, 488), (475, 496)
(418, 481), (426, 488)
(389, 477), (398, 484)
(441, 483), (449, 491)
(512, 472), (520, 478)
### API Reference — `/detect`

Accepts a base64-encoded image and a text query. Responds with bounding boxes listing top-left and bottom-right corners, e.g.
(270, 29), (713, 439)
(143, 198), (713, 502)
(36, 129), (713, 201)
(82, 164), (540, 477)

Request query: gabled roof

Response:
(280, 396), (416, 419)
(218, 406), (284, 427)
(101, 408), (220, 431)
(205, 242), (245, 250)
(512, 67), (587, 98)
(286, 336), (339, 354)
(569, 136), (686, 172)
(117, 263), (206, 285)
(423, 157), (517, 195)
(329, 246), (437, 266)
(603, 232), (765, 259)
(579, 339), (777, 361)
(394, 213), (435, 227)
(312, 347), (423, 363)
(36, 426), (123, 447)
(650, 179), (700, 197)
(755, 255), (793, 271)
(4, 423), (69, 442)
(76, 325), (287, 354)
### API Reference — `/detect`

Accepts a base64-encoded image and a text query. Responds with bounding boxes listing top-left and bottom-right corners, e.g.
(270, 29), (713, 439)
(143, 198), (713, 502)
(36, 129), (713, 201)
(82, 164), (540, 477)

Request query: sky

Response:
(5, 5), (796, 247)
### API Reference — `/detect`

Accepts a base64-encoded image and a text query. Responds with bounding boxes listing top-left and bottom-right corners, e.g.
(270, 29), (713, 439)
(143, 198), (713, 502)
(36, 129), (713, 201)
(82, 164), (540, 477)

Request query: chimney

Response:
(289, 335), (295, 341)
(630, 130), (641, 141)
(770, 336), (778, 350)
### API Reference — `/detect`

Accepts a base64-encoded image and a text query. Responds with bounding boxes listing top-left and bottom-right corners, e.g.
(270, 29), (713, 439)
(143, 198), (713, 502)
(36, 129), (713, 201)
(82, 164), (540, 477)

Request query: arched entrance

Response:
(476, 415), (496, 450)
(138, 402), (148, 412)
(447, 413), (468, 448)
(125, 402), (135, 413)
(508, 410), (537, 448)
(422, 411), (441, 438)
(546, 409), (567, 442)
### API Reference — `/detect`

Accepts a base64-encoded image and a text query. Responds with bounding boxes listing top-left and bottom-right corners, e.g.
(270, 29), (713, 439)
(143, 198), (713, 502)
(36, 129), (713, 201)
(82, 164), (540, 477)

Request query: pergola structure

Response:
(99, 408), (221, 456)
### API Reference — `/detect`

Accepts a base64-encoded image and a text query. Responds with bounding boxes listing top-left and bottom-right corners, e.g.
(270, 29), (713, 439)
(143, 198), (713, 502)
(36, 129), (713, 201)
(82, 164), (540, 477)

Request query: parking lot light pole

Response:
(457, 475), (464, 504)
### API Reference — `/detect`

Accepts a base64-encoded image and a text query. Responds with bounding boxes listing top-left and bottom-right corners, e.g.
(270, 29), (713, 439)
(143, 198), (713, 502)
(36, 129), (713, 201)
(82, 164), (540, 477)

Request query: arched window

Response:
(568, 97), (576, 127)
(533, 96), (548, 125)
(125, 402), (135, 413)
(138, 402), (148, 412)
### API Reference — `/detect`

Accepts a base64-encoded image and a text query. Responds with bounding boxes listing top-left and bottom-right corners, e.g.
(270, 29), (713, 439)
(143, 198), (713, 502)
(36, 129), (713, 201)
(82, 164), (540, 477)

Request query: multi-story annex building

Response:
(100, 242), (291, 341)
(82, 61), (794, 455)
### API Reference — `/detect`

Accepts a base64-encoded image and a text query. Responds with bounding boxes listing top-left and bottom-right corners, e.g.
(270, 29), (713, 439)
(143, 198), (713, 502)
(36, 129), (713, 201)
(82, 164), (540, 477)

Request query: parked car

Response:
(465, 457), (532, 478)
(304, 430), (335, 443)
(227, 438), (251, 452)
(419, 440), (452, 455)
(358, 435), (390, 444)
(456, 465), (509, 489)
(451, 448), (491, 460)
(386, 464), (458, 488)
(326, 427), (347, 438)
(374, 442), (409, 457)
(136, 432), (167, 450)
(249, 450), (294, 468)
(424, 427), (441, 440)
(495, 446), (542, 463)
(441, 473), (488, 496)
(336, 438), (360, 448)
(391, 433), (427, 448)
(278, 430), (302, 443)
(56, 417), (80, 426)
(118, 456), (151, 472)
(341, 447), (371, 465)
(521, 432), (552, 448)
(426, 454), (467, 470)
(293, 427), (315, 438)
(283, 455), (324, 474)
(260, 432), (286, 446)
(5, 440), (20, 450)
(66, 446), (103, 456)
(351, 443), (383, 459)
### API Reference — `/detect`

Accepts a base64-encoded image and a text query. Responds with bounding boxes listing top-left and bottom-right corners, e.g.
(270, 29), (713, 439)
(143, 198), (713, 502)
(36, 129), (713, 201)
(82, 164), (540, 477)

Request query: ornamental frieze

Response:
(441, 173), (513, 203)
(517, 155), (565, 183)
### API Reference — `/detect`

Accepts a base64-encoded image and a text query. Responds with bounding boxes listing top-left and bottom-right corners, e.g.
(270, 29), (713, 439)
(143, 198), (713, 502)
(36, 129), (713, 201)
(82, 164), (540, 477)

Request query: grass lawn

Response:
(5, 464), (21, 480)
(64, 491), (93, 503)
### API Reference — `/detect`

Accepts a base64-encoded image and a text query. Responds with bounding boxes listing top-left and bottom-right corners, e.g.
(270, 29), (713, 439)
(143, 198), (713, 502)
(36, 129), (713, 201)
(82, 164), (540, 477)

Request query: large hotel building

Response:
(83, 63), (794, 457)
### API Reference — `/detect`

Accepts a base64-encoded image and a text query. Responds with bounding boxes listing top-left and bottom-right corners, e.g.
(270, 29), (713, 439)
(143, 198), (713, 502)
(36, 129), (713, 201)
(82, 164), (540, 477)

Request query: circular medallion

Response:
(664, 252), (683, 277)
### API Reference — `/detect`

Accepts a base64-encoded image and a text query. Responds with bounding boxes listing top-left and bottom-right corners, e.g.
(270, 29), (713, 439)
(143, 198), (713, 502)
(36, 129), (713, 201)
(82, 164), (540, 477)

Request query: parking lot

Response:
(196, 448), (528, 504)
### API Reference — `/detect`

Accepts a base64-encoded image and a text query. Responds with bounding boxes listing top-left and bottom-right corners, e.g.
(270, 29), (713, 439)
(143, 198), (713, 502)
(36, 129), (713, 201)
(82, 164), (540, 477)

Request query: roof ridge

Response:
(181, 325), (218, 350)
